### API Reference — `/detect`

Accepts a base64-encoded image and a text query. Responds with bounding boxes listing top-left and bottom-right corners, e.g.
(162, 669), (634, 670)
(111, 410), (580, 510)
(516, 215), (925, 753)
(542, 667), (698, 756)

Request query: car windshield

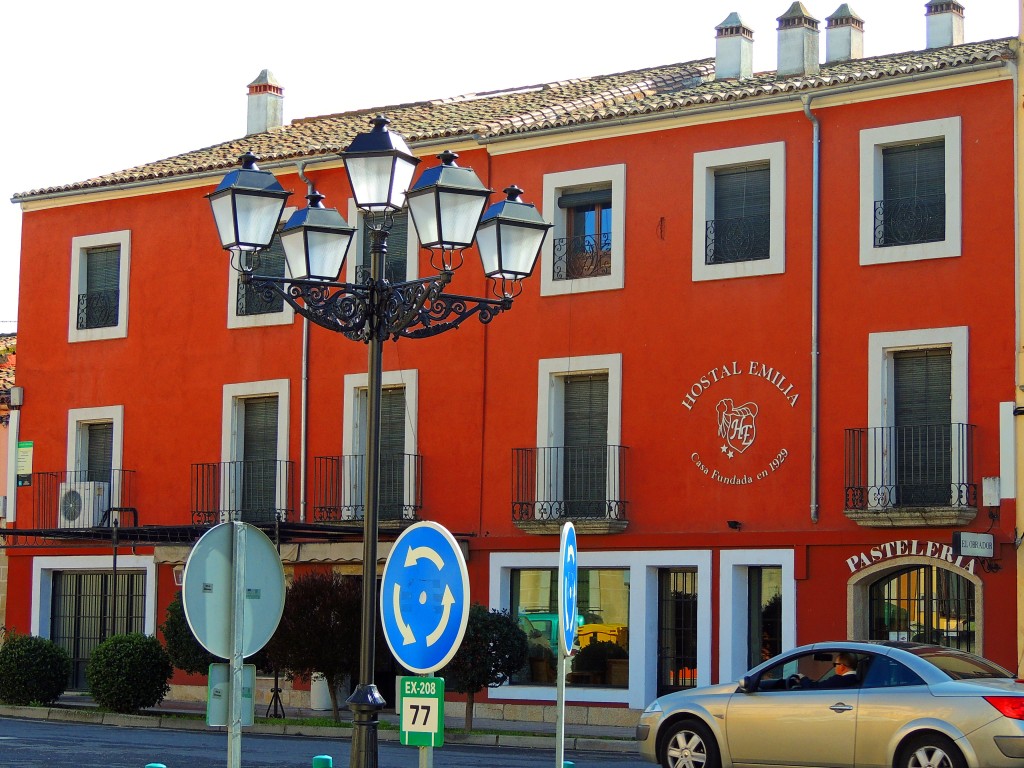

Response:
(909, 647), (1014, 680)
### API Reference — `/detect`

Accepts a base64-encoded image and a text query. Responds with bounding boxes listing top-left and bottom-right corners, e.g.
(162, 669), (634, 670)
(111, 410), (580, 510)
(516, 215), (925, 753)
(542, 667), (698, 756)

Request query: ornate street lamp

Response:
(208, 114), (550, 768)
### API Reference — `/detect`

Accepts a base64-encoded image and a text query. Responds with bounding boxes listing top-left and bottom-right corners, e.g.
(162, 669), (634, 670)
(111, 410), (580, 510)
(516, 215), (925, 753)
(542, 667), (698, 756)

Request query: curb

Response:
(0, 705), (638, 754)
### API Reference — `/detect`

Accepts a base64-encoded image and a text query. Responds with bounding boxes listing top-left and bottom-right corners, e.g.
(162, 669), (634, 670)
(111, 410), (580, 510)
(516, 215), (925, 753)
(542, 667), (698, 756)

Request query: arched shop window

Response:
(868, 565), (975, 653)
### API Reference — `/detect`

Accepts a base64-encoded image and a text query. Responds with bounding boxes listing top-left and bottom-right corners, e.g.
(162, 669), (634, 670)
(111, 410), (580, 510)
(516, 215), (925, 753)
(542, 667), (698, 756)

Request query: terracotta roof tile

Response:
(13, 38), (1014, 200)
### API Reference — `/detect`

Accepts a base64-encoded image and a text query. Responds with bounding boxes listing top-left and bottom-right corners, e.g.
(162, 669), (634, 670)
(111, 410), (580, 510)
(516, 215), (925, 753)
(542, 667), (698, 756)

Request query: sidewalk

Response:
(0, 694), (638, 755)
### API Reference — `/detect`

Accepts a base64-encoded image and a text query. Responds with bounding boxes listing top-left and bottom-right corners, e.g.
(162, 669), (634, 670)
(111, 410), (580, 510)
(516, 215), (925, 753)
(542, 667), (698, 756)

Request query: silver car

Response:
(637, 641), (1024, 768)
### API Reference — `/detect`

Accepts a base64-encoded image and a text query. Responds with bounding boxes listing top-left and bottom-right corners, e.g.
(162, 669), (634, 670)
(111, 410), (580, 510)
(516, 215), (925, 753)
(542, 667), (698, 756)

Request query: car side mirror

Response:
(738, 675), (756, 693)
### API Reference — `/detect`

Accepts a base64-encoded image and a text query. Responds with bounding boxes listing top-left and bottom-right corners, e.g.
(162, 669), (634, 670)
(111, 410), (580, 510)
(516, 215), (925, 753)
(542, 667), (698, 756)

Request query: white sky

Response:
(1, 0), (1019, 332)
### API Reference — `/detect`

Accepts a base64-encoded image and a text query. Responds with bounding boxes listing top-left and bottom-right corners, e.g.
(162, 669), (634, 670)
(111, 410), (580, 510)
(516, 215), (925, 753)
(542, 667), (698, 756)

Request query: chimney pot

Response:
(715, 12), (755, 80)
(247, 69), (284, 136)
(777, 2), (821, 78)
(925, 1), (965, 48)
(825, 4), (864, 63)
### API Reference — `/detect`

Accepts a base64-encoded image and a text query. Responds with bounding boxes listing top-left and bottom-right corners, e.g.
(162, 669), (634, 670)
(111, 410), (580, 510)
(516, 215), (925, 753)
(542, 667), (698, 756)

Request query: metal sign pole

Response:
(555, 651), (567, 768)
(228, 521), (246, 768)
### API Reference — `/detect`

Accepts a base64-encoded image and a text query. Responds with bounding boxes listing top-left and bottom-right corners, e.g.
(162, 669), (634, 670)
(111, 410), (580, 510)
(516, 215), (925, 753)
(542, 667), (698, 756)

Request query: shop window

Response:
(747, 566), (782, 669)
(868, 565), (975, 653)
(657, 569), (699, 696)
(510, 567), (630, 687)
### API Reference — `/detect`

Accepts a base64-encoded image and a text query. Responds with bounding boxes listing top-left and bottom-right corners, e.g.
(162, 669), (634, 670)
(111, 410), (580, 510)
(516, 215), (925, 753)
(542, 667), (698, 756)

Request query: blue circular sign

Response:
(380, 521), (470, 674)
(558, 522), (578, 657)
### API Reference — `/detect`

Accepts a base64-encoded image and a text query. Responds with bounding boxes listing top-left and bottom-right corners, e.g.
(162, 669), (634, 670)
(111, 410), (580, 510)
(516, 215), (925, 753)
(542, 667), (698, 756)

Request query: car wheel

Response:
(898, 733), (967, 768)
(660, 719), (720, 768)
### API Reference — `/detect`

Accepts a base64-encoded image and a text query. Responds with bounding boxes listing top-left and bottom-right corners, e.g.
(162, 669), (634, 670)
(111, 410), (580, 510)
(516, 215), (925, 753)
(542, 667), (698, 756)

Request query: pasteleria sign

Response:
(681, 360), (801, 486)
(845, 539), (978, 574)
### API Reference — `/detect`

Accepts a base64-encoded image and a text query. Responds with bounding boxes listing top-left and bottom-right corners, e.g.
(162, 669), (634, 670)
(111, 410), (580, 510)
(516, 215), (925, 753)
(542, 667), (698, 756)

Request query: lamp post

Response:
(208, 115), (550, 768)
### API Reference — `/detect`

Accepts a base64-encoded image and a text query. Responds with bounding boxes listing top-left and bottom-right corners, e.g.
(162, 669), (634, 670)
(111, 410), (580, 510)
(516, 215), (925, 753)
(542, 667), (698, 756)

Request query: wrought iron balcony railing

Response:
(17, 469), (136, 530)
(705, 214), (771, 264)
(552, 233), (612, 281)
(873, 193), (945, 247)
(312, 453), (422, 524)
(512, 445), (628, 523)
(845, 423), (976, 511)
(191, 459), (294, 525)
(77, 289), (119, 330)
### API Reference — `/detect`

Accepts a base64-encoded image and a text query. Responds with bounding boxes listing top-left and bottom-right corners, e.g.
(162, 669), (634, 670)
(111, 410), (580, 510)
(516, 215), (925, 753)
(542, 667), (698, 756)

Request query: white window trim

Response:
(867, 326), (968, 511)
(540, 165), (626, 296)
(534, 354), (622, 516)
(859, 116), (962, 265)
(66, 405), (124, 507)
(537, 354), (622, 448)
(221, 379), (290, 519)
(490, 548), (712, 709)
(344, 201), (420, 284)
(31, 554), (157, 637)
(227, 207), (296, 329)
(868, 326), (968, 429)
(342, 369), (419, 456)
(68, 230), (131, 343)
(718, 549), (796, 683)
(692, 142), (786, 281)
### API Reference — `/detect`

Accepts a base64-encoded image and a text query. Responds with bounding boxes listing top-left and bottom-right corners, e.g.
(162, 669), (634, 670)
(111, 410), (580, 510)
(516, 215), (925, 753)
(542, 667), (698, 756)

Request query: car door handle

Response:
(829, 703), (854, 712)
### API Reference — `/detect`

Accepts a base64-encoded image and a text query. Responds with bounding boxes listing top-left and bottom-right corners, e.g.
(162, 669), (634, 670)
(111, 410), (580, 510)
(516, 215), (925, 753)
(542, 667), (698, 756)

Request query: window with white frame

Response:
(859, 117), (961, 265)
(221, 380), (290, 523)
(69, 231), (131, 342)
(718, 550), (796, 683)
(65, 406), (123, 525)
(540, 165), (625, 296)
(866, 327), (969, 510)
(535, 355), (622, 520)
(343, 370), (418, 521)
(692, 142), (786, 281)
(227, 210), (295, 329)
(345, 202), (419, 285)
(490, 548), (712, 709)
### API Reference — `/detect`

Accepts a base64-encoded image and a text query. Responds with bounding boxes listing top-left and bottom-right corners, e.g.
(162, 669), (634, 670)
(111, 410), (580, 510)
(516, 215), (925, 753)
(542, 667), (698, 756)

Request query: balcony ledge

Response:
(513, 519), (628, 535)
(844, 506), (977, 528)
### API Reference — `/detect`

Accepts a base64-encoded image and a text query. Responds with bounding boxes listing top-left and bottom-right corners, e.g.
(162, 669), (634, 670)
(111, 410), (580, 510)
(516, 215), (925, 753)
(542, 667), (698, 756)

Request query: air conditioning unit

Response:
(58, 481), (110, 529)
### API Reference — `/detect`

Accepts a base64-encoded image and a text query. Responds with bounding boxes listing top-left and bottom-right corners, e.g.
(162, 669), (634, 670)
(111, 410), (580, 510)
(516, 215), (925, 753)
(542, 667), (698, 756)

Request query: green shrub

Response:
(160, 591), (217, 675)
(87, 633), (173, 714)
(0, 632), (71, 705)
(571, 639), (627, 674)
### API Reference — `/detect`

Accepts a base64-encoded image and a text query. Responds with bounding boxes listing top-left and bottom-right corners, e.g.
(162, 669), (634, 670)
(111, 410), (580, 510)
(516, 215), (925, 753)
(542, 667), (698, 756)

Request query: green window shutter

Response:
(86, 423), (113, 484)
(241, 395), (279, 521)
(79, 246), (120, 329)
(894, 349), (951, 427)
(893, 349), (952, 505)
(564, 374), (609, 447)
(708, 165), (770, 264)
(563, 374), (609, 518)
(360, 210), (408, 284)
(883, 141), (944, 202)
(237, 232), (286, 316)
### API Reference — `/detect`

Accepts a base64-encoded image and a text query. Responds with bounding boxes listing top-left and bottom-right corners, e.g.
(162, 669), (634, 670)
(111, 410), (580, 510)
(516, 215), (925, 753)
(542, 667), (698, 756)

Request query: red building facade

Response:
(5, 4), (1020, 717)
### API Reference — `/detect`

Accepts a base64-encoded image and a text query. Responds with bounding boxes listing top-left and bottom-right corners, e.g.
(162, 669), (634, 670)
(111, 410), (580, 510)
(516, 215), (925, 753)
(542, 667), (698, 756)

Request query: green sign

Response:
(16, 441), (32, 487)
(398, 675), (444, 747)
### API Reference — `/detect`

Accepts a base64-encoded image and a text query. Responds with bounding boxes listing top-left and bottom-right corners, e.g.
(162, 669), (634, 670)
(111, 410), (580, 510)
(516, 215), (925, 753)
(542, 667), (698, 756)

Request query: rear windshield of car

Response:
(910, 648), (1014, 680)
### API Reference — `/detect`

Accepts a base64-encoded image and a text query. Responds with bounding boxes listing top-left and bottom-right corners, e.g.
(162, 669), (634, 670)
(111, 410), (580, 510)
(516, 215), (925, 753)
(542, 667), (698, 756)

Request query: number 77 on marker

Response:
(399, 676), (445, 747)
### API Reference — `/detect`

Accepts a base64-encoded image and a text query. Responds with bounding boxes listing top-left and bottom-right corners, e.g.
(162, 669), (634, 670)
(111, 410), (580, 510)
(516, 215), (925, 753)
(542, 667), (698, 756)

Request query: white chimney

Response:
(926, 1), (965, 49)
(246, 69), (283, 136)
(777, 2), (821, 78)
(715, 12), (754, 80)
(825, 4), (864, 63)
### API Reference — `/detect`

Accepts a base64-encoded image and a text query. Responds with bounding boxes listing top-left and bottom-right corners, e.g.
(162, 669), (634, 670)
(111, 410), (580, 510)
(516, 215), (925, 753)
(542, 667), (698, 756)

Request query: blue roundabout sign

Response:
(380, 521), (470, 674)
(558, 521), (578, 657)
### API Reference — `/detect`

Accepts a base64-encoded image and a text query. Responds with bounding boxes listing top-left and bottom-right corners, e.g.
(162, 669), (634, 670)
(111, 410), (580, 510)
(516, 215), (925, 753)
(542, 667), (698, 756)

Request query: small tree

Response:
(87, 633), (173, 714)
(0, 632), (71, 705)
(160, 591), (217, 675)
(264, 571), (364, 722)
(438, 604), (528, 731)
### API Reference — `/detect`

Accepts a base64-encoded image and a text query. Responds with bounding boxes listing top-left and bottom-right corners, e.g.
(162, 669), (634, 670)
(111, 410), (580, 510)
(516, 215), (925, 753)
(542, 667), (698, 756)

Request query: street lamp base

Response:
(347, 683), (387, 768)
